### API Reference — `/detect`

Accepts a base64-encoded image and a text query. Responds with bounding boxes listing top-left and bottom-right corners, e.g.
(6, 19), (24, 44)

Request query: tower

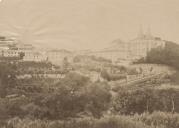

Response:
(146, 26), (152, 38)
(138, 25), (144, 38)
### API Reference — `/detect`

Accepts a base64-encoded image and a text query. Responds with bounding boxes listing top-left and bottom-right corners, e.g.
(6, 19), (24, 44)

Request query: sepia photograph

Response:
(0, 0), (178, 128)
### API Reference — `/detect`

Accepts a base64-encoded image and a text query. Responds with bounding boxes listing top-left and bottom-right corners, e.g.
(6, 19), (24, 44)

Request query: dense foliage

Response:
(0, 58), (179, 128)
(113, 87), (179, 114)
(73, 55), (112, 64)
(137, 41), (179, 70)
(0, 63), (112, 120)
(135, 41), (179, 84)
(100, 69), (126, 81)
(2, 112), (179, 128)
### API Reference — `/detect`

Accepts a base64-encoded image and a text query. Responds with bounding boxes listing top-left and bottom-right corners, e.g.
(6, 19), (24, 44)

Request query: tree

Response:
(86, 82), (112, 118)
(19, 52), (25, 60)
(0, 63), (18, 97)
(73, 56), (81, 63)
(113, 87), (179, 115)
(140, 41), (179, 70)
(100, 69), (110, 81)
(32, 73), (90, 119)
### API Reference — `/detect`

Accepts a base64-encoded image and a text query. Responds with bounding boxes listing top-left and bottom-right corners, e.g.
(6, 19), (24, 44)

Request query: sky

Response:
(0, 0), (178, 50)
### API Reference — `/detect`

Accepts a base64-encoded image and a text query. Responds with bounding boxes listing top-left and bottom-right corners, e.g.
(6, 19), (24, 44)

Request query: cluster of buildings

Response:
(0, 36), (35, 58)
(85, 28), (166, 64)
(0, 36), (73, 65)
(0, 28), (166, 65)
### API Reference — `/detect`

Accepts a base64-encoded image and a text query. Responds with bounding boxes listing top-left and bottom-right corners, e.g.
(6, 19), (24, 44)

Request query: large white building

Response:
(14, 43), (34, 51)
(23, 51), (47, 62)
(128, 28), (165, 60)
(0, 36), (36, 58)
(23, 49), (73, 65)
(86, 29), (166, 63)
(46, 49), (73, 65)
(0, 36), (17, 50)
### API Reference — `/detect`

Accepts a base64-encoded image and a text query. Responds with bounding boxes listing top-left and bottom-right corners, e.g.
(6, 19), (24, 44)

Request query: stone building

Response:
(128, 28), (165, 60)
(87, 28), (166, 63)
(46, 49), (73, 65)
(0, 36), (17, 50)
(23, 51), (47, 62)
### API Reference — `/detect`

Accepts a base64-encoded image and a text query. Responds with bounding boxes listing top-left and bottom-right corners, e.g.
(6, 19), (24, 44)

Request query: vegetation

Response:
(2, 112), (179, 128)
(73, 55), (112, 64)
(0, 55), (179, 127)
(113, 87), (179, 114)
(136, 41), (179, 70)
(135, 41), (179, 84)
(134, 112), (179, 128)
(169, 71), (179, 84)
(100, 69), (126, 81)
(0, 116), (154, 128)
(0, 62), (112, 120)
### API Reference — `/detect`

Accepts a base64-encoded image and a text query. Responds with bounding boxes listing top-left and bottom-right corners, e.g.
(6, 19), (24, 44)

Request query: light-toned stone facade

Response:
(128, 36), (165, 60)
(86, 30), (166, 63)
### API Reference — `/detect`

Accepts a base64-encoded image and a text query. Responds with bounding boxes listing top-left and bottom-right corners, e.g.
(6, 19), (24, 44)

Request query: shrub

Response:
(5, 116), (155, 128)
(169, 71), (179, 84)
(86, 82), (112, 118)
(134, 112), (179, 128)
(137, 41), (179, 70)
(101, 69), (126, 81)
(113, 87), (179, 114)
(95, 116), (152, 128)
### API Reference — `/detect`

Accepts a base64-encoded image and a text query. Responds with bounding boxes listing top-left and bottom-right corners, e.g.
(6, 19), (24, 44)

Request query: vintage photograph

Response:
(0, 0), (178, 128)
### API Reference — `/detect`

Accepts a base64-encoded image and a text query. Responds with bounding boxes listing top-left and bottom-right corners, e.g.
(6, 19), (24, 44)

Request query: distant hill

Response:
(111, 39), (124, 45)
(103, 39), (126, 51)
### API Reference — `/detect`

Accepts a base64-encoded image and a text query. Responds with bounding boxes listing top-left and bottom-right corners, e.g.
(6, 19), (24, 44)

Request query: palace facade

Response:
(86, 29), (166, 63)
(128, 29), (165, 60)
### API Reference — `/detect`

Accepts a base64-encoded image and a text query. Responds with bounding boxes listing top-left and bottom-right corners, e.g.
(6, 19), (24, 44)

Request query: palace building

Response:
(86, 28), (166, 63)
(128, 27), (165, 60)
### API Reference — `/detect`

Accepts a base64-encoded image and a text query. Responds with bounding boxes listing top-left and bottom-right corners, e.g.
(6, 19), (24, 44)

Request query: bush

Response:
(19, 73), (111, 120)
(85, 82), (112, 118)
(169, 71), (179, 84)
(134, 112), (179, 128)
(137, 41), (179, 70)
(95, 116), (152, 128)
(113, 87), (179, 114)
(5, 113), (179, 128)
(4, 116), (154, 128)
(100, 69), (126, 81)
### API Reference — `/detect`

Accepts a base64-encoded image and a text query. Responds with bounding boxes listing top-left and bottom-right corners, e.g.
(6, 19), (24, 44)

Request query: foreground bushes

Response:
(0, 73), (112, 120)
(4, 116), (152, 128)
(113, 87), (179, 114)
(134, 112), (179, 128)
(4, 112), (178, 128)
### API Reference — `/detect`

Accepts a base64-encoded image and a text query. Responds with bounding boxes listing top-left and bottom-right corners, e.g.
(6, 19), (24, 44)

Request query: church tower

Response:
(146, 26), (152, 38)
(138, 25), (144, 38)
